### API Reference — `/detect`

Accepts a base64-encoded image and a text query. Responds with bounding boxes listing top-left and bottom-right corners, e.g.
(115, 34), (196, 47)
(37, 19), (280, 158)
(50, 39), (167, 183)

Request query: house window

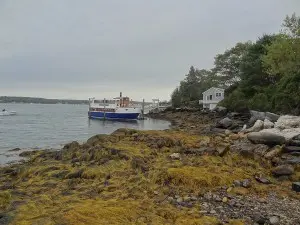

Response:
(207, 95), (213, 100)
(216, 93), (222, 97)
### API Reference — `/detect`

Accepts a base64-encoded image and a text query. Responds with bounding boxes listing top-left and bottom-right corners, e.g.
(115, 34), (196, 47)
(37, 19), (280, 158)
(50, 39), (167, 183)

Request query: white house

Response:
(201, 87), (225, 110)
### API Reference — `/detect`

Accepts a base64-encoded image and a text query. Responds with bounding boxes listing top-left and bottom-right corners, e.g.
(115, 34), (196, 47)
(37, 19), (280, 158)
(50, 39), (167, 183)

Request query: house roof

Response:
(202, 87), (225, 94)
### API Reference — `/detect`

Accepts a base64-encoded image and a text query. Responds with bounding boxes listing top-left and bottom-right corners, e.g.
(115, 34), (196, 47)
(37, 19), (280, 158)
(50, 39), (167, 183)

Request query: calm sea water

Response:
(0, 103), (170, 164)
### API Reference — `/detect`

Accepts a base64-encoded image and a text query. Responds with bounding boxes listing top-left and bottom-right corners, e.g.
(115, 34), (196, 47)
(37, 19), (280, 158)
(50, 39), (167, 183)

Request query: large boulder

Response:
(260, 128), (300, 141)
(247, 132), (285, 146)
(216, 117), (233, 129)
(275, 115), (300, 129)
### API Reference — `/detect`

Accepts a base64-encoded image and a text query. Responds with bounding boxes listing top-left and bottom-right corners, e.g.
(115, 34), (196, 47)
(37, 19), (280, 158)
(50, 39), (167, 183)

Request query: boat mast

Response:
(120, 92), (122, 107)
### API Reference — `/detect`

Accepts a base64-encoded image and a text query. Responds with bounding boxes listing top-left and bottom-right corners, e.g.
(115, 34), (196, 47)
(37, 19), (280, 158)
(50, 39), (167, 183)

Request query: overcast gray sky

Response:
(0, 0), (299, 101)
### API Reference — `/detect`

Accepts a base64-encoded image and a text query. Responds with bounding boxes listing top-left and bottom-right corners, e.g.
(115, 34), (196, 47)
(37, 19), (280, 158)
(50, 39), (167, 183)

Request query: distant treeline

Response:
(0, 96), (88, 105)
(0, 96), (153, 105)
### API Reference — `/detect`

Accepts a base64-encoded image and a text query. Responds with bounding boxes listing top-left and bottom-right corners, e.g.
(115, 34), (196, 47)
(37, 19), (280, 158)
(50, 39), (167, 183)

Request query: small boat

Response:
(0, 109), (17, 116)
(88, 93), (142, 120)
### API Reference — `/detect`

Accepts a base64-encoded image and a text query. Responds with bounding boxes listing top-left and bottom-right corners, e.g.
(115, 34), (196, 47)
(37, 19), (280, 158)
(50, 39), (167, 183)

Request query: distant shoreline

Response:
(0, 96), (88, 105)
(0, 96), (150, 105)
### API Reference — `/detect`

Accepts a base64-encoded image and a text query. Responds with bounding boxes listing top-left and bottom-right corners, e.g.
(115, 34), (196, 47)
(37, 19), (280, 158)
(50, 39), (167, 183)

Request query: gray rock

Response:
(266, 112), (280, 122)
(233, 180), (241, 187)
(290, 152), (300, 156)
(249, 116), (259, 127)
(242, 179), (251, 188)
(250, 110), (266, 120)
(269, 216), (280, 225)
(255, 175), (271, 184)
(264, 119), (274, 129)
(272, 165), (294, 176)
(246, 120), (264, 133)
(283, 157), (300, 165)
(282, 145), (300, 153)
(217, 117), (233, 129)
(253, 214), (268, 225)
(0, 213), (12, 225)
(275, 115), (300, 129)
(292, 182), (300, 192)
(260, 128), (300, 142)
(247, 132), (286, 146)
(288, 135), (300, 146)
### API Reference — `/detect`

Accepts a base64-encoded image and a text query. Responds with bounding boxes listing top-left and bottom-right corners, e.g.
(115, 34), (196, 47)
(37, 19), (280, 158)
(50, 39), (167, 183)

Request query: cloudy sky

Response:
(0, 0), (299, 101)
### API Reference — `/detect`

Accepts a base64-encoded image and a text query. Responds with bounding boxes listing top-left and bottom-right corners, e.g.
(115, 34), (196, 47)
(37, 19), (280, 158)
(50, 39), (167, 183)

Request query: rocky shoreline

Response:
(0, 111), (300, 224)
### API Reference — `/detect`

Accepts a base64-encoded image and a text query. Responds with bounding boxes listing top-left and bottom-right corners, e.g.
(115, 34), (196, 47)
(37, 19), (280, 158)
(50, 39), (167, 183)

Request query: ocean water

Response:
(0, 103), (170, 164)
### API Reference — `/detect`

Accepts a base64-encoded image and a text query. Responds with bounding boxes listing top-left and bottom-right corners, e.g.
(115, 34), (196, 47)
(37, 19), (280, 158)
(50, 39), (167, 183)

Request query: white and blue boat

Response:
(88, 93), (142, 120)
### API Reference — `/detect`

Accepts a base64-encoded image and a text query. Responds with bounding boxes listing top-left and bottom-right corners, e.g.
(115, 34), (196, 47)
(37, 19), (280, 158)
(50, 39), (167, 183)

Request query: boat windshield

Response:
(94, 100), (115, 104)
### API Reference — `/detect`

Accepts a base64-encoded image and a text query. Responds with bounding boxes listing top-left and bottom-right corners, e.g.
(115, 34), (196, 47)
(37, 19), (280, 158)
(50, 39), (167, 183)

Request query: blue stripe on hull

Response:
(88, 111), (140, 120)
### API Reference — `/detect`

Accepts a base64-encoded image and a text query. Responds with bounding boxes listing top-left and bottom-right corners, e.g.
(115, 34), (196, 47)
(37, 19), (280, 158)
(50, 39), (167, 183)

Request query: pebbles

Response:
(169, 189), (300, 224)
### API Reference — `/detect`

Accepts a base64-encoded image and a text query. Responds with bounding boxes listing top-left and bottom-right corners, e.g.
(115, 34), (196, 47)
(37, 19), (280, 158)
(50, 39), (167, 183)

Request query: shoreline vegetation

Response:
(171, 14), (300, 115)
(1, 110), (300, 224)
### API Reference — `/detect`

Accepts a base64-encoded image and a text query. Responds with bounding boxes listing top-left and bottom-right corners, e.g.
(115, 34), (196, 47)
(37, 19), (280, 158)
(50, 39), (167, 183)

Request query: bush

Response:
(220, 89), (249, 112)
(249, 93), (271, 112)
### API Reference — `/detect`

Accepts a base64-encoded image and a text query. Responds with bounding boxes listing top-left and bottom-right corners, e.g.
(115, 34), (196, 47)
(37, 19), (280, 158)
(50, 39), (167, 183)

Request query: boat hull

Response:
(88, 111), (140, 120)
(0, 111), (16, 116)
